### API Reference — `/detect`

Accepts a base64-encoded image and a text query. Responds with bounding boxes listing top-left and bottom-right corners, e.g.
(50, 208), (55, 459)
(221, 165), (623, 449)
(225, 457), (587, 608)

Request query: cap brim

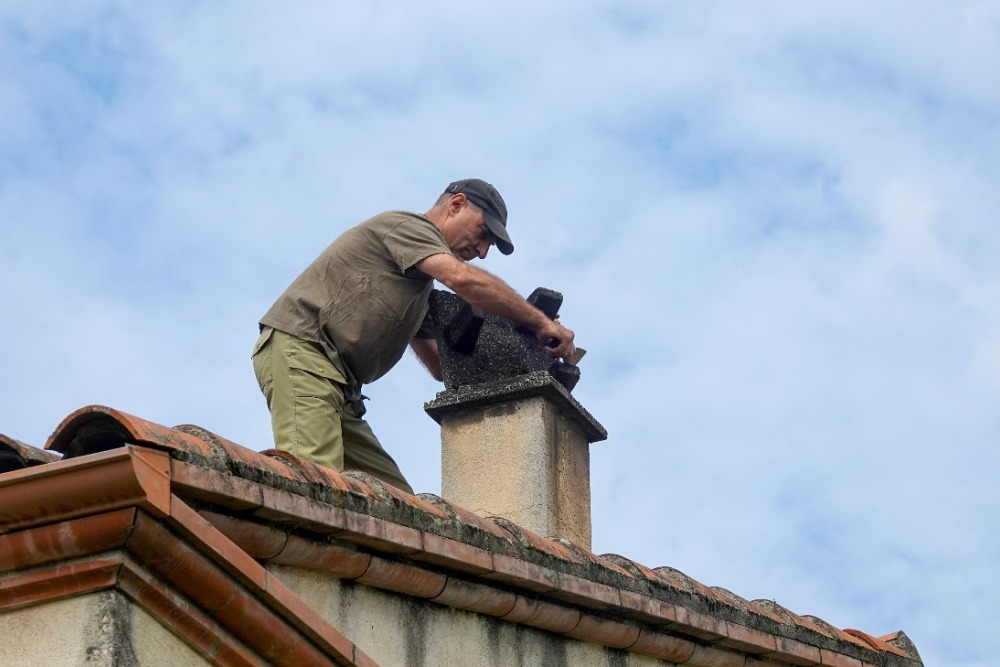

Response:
(484, 214), (514, 255)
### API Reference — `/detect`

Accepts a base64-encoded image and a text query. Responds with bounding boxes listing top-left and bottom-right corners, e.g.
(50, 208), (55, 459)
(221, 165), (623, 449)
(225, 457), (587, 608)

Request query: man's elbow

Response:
(440, 263), (482, 296)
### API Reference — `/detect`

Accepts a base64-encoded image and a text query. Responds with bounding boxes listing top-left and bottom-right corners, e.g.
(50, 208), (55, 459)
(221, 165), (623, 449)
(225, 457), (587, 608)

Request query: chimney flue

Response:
(424, 289), (606, 550)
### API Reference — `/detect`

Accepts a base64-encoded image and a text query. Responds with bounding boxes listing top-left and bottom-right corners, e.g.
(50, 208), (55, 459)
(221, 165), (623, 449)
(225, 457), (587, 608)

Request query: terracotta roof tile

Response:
(724, 621), (779, 654)
(487, 552), (562, 593)
(488, 517), (585, 563)
(341, 509), (424, 554)
(617, 588), (680, 624)
(819, 648), (865, 667)
(788, 612), (848, 642)
(257, 448), (324, 485)
(802, 614), (842, 639)
(599, 553), (662, 580)
(751, 598), (799, 624)
(117, 562), (269, 667)
(0, 503), (373, 665)
(0, 551), (123, 611)
(673, 604), (729, 641)
(47, 406), (212, 460)
(0, 434), (60, 471)
(271, 534), (373, 579)
(432, 576), (517, 616)
(5, 405), (923, 667)
(174, 423), (267, 472)
(417, 494), (520, 543)
(628, 628), (697, 662)
(550, 570), (623, 610)
(355, 554), (447, 599)
(565, 613), (641, 649)
(335, 471), (384, 499)
(501, 595), (581, 633)
(411, 531), (495, 575)
(770, 635), (824, 665)
(653, 564), (743, 609)
(591, 553), (641, 580)
(169, 461), (263, 511)
(844, 628), (912, 657)
(879, 631), (922, 661)
(198, 509), (290, 560)
(557, 537), (614, 568)
(394, 492), (453, 521)
(711, 586), (754, 613)
(0, 508), (132, 570)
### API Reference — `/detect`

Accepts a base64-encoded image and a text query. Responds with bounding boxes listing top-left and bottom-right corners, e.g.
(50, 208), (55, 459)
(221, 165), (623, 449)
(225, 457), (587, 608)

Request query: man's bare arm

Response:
(415, 253), (575, 357)
(410, 337), (443, 381)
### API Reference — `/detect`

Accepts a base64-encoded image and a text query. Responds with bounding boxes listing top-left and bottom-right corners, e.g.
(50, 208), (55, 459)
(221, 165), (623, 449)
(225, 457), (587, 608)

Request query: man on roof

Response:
(252, 178), (576, 494)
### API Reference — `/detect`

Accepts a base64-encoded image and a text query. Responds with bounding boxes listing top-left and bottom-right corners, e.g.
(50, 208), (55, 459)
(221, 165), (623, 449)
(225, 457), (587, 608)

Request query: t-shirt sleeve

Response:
(383, 215), (452, 273)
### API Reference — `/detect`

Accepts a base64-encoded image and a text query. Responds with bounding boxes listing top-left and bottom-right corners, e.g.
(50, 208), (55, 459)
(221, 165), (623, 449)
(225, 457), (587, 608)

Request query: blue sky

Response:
(3, 2), (999, 664)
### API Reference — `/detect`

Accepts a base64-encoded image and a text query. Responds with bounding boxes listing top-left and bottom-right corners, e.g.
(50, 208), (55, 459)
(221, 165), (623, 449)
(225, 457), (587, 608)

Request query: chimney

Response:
(424, 289), (607, 550)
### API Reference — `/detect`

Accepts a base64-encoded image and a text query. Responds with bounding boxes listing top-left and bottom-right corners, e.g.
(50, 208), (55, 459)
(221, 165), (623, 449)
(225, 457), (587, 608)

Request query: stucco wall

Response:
(272, 564), (669, 667)
(0, 591), (206, 667)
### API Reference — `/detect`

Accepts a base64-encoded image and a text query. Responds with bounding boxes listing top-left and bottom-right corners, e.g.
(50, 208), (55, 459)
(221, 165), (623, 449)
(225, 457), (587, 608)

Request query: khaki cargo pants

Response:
(252, 327), (413, 494)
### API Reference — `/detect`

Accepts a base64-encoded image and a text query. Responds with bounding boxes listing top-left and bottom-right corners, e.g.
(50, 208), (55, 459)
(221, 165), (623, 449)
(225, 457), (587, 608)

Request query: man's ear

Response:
(447, 193), (467, 215)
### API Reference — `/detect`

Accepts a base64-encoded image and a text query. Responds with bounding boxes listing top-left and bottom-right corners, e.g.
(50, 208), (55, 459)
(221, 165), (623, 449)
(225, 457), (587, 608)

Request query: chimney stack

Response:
(424, 289), (606, 550)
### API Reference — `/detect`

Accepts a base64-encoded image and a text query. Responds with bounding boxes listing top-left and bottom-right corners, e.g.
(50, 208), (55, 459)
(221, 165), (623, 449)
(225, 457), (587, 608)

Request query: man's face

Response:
(444, 198), (495, 262)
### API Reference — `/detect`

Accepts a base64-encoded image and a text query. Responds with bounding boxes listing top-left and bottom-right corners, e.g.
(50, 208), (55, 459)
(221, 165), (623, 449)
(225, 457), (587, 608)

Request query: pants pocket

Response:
(252, 327), (276, 393)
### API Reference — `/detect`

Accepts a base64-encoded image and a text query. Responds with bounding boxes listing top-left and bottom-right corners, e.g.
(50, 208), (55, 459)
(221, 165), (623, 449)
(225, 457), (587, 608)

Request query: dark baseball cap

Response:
(444, 178), (513, 255)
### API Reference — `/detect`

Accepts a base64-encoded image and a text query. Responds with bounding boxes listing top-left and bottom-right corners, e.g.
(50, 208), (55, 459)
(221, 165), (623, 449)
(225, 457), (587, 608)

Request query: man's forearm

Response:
(447, 266), (550, 332)
(415, 252), (575, 355)
(417, 253), (548, 330)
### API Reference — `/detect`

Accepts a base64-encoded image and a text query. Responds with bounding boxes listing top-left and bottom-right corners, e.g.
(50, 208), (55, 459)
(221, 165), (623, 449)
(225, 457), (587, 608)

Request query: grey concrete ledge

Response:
(424, 371), (608, 443)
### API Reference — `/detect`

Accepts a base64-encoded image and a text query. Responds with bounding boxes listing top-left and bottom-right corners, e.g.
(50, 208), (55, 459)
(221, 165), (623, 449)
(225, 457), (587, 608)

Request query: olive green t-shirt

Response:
(260, 211), (451, 386)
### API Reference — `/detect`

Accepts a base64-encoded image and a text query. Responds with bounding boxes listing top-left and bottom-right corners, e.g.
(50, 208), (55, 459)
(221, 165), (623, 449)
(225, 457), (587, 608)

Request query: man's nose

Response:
(477, 242), (490, 259)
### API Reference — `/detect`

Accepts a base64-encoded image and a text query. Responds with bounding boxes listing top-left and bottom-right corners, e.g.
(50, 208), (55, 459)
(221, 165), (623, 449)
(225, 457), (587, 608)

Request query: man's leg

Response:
(252, 327), (348, 469)
(252, 327), (414, 493)
(341, 405), (414, 494)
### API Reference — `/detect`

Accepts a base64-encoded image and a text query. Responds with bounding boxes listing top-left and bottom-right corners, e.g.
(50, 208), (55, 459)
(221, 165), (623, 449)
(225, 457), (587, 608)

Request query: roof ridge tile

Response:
(339, 470), (394, 501)
(416, 494), (519, 543)
(880, 630), (922, 660)
(171, 424), (239, 462)
(709, 586), (752, 612)
(845, 627), (905, 654)
(750, 599), (796, 625)
(599, 554), (658, 579)
(653, 565), (713, 597)
(487, 517), (585, 563)
(590, 554), (640, 580)
(802, 614), (842, 639)
(1, 433), (60, 471)
(555, 537), (613, 569)
(259, 449), (329, 486)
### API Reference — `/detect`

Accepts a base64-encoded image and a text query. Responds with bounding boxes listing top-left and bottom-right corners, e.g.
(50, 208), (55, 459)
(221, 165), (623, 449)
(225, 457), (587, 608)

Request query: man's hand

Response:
(535, 318), (576, 358)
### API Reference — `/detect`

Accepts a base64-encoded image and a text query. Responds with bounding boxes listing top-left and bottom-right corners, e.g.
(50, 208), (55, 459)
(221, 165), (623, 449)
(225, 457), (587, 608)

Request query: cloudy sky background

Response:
(3, 1), (998, 664)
